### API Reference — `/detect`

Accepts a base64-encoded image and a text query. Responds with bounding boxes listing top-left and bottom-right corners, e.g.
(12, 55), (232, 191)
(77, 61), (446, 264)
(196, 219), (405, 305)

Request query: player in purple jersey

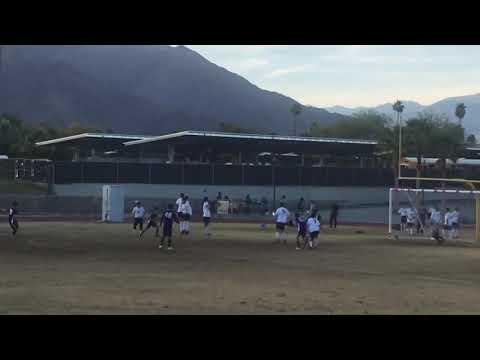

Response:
(295, 212), (307, 250)
(158, 204), (180, 250)
(8, 201), (19, 236)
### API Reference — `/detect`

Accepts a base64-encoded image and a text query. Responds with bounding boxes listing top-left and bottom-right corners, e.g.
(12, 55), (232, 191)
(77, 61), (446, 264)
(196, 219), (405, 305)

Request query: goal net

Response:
(388, 188), (480, 244)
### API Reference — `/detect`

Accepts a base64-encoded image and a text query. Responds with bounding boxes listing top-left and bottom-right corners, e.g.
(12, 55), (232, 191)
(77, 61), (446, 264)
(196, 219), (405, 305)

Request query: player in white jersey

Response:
(176, 193), (184, 216)
(132, 201), (146, 232)
(273, 202), (290, 245)
(451, 207), (460, 239)
(443, 208), (453, 240)
(306, 211), (321, 249)
(398, 207), (408, 232)
(179, 196), (193, 235)
(202, 197), (212, 239)
(406, 207), (417, 236)
(429, 205), (444, 243)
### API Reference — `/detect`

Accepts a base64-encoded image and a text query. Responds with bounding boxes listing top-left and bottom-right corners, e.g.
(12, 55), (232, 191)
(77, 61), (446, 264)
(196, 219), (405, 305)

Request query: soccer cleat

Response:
(296, 246), (301, 250)
(167, 247), (174, 251)
(158, 244), (163, 249)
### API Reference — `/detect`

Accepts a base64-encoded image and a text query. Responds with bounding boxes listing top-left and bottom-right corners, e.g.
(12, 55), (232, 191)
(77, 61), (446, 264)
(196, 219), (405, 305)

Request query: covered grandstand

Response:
(32, 130), (395, 187)
(36, 130), (379, 168)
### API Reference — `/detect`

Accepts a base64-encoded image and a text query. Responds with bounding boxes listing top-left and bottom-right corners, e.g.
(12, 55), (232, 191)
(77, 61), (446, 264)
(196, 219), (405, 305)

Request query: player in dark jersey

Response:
(139, 206), (160, 238)
(8, 201), (19, 236)
(295, 212), (307, 250)
(159, 204), (180, 250)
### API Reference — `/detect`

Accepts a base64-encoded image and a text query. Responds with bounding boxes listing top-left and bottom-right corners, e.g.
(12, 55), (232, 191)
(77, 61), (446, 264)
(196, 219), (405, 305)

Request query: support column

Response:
(167, 145), (175, 163)
(238, 152), (243, 164)
(73, 149), (80, 161)
(300, 153), (305, 166)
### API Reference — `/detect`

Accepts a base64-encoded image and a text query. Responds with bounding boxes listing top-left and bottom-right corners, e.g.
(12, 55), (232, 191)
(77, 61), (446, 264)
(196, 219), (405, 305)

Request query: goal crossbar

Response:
(391, 188), (480, 195)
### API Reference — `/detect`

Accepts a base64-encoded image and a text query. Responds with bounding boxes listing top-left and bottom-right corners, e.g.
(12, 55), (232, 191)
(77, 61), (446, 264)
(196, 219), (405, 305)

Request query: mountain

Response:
(327, 95), (480, 136)
(327, 100), (426, 119)
(0, 45), (344, 135)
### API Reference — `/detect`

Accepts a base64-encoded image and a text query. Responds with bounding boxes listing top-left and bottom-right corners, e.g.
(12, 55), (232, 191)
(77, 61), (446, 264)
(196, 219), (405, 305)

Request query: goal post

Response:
(388, 188), (480, 243)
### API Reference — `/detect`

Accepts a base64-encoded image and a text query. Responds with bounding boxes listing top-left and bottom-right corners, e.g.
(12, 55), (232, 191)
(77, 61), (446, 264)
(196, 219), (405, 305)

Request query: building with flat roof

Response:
(36, 130), (379, 167)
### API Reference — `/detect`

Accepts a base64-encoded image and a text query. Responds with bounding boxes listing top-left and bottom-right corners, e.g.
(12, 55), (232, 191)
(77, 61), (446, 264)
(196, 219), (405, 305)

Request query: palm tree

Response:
(455, 103), (467, 127)
(290, 103), (303, 136)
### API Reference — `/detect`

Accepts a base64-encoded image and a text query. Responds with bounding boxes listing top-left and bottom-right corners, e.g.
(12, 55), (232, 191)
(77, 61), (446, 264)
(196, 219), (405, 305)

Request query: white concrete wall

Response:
(54, 183), (390, 206)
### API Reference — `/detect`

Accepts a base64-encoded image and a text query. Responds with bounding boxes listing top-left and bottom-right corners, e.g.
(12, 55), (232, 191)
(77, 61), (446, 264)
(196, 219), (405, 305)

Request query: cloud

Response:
(263, 64), (315, 79)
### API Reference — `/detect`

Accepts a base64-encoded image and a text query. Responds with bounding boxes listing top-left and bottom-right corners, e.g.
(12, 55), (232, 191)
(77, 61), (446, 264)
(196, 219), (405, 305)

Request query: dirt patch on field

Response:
(1, 222), (480, 314)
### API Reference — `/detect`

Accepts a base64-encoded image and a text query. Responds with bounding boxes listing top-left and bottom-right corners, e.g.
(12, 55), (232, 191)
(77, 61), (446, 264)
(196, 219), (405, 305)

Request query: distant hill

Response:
(327, 95), (480, 136)
(0, 45), (345, 135)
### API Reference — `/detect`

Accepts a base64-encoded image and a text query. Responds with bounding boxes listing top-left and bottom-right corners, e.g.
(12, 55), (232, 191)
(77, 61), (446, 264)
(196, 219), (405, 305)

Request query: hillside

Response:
(0, 45), (344, 135)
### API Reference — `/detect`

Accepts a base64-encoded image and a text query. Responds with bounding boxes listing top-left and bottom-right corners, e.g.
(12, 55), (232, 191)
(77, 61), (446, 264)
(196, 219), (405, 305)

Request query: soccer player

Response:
(273, 202), (290, 245)
(406, 207), (416, 237)
(8, 201), (19, 236)
(295, 211), (307, 250)
(202, 197), (212, 239)
(416, 207), (427, 234)
(132, 201), (145, 232)
(176, 193), (184, 217)
(451, 207), (460, 239)
(429, 205), (443, 243)
(443, 208), (453, 240)
(139, 206), (160, 238)
(306, 211), (321, 249)
(329, 203), (339, 229)
(179, 196), (193, 235)
(398, 207), (408, 232)
(158, 204), (180, 250)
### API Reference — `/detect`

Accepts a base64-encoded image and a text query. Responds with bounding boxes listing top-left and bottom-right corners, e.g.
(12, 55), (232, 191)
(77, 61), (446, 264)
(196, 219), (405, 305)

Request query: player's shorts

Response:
(8, 216), (18, 227)
(203, 217), (210, 226)
(407, 222), (414, 228)
(297, 229), (306, 237)
(163, 225), (173, 237)
(452, 222), (459, 229)
(309, 231), (319, 239)
(443, 224), (452, 230)
(401, 216), (407, 224)
(181, 213), (191, 221)
(133, 218), (144, 228)
(276, 222), (286, 231)
(147, 220), (158, 228)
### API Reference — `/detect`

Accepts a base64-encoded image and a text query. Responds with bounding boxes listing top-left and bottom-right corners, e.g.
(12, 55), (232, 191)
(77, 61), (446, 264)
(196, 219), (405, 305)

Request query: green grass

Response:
(0, 179), (47, 194)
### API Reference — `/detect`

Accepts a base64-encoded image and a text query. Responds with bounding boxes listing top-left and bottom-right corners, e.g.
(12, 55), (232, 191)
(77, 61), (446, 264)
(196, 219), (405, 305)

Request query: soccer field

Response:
(1, 221), (480, 314)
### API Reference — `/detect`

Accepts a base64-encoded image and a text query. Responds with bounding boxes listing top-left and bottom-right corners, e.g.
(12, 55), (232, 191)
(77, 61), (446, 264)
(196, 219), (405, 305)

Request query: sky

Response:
(186, 45), (480, 108)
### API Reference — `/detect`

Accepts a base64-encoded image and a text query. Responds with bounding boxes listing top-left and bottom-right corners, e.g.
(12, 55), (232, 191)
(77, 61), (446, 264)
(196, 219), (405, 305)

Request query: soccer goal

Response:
(388, 188), (480, 244)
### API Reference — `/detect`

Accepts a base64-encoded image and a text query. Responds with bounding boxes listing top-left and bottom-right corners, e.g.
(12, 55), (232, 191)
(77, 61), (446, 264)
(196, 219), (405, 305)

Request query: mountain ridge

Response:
(327, 94), (480, 135)
(0, 45), (345, 135)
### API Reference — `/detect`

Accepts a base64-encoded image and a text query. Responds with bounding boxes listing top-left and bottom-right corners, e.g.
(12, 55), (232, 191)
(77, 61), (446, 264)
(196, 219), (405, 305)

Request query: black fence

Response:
(53, 161), (396, 187)
(0, 159), (51, 182)
(10, 159), (480, 188)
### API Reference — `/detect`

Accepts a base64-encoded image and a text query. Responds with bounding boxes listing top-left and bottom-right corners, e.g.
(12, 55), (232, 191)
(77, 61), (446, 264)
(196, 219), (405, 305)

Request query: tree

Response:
(307, 110), (399, 187)
(455, 103), (467, 127)
(290, 103), (303, 136)
(429, 117), (465, 210)
(404, 113), (437, 181)
(467, 134), (477, 146)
